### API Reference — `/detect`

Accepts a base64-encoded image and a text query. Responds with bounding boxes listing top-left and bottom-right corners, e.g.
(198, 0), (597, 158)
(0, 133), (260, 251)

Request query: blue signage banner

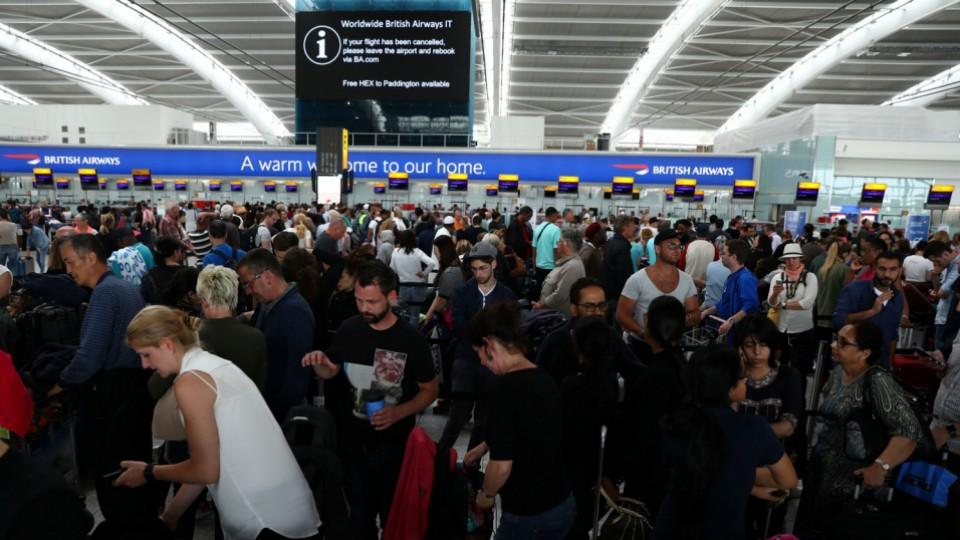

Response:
(906, 215), (931, 243)
(0, 145), (756, 185)
(783, 210), (807, 238)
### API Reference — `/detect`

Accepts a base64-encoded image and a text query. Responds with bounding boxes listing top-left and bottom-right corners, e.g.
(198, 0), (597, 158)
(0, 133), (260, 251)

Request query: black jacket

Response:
(602, 235), (633, 302)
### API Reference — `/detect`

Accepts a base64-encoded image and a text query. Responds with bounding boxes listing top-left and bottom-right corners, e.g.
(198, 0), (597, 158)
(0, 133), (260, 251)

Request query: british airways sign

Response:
(0, 145), (757, 186)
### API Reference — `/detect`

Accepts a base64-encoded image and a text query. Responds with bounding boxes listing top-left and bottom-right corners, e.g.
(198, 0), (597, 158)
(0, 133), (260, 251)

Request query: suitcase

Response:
(893, 354), (941, 402)
(897, 326), (927, 352)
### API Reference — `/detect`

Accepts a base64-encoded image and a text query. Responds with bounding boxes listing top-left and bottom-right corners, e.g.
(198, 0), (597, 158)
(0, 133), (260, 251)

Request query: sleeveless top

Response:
(178, 348), (320, 540)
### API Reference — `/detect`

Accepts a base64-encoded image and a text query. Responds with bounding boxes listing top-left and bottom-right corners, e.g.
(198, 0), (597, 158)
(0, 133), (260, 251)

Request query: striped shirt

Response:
(188, 230), (212, 258)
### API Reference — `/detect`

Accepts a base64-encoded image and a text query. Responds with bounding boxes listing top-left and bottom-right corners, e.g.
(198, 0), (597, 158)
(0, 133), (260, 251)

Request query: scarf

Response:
(784, 263), (805, 282)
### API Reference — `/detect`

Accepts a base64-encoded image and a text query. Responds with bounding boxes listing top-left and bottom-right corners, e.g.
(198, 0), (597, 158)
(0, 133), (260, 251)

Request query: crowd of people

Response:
(2, 196), (960, 539)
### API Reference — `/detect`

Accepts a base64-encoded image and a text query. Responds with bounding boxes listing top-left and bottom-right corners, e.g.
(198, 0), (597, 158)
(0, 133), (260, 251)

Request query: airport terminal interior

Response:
(2, 0), (960, 539)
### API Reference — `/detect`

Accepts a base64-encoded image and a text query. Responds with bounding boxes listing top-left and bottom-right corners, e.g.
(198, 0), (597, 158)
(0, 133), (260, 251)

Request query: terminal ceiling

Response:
(0, 0), (958, 146)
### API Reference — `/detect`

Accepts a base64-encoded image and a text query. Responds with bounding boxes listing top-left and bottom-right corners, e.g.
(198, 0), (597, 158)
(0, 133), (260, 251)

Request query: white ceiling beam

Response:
(76, 0), (289, 143)
(500, 0), (516, 117)
(599, 0), (726, 143)
(0, 83), (36, 104)
(0, 20), (145, 105)
(513, 15), (960, 31)
(719, 0), (960, 134)
(884, 64), (960, 106)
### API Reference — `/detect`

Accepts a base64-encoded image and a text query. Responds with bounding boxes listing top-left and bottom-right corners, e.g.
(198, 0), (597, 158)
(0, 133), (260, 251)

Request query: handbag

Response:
(895, 460), (958, 508)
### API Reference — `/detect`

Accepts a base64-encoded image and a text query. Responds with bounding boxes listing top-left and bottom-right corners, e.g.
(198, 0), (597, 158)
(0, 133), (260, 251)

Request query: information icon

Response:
(302, 25), (341, 66)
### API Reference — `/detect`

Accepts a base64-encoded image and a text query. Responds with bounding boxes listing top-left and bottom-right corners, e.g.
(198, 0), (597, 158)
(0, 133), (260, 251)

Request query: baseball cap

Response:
(654, 230), (682, 246)
(464, 241), (498, 261)
(443, 216), (455, 225)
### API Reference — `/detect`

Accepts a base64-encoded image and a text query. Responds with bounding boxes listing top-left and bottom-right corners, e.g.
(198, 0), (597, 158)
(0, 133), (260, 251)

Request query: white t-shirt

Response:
(284, 227), (313, 249)
(621, 267), (697, 328)
(903, 254), (934, 283)
(390, 247), (437, 283)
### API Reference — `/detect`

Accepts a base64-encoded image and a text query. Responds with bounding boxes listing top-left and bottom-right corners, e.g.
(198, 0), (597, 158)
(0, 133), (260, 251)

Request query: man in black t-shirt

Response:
(303, 261), (438, 539)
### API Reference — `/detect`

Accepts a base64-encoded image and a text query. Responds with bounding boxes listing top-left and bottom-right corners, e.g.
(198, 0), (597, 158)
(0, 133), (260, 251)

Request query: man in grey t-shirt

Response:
(616, 230), (700, 338)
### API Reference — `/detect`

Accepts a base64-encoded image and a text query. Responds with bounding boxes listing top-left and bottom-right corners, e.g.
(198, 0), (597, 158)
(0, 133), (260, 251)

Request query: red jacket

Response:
(384, 427), (437, 540)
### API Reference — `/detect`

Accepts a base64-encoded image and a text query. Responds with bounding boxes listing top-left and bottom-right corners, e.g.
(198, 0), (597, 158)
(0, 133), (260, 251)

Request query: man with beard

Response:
(833, 251), (906, 367)
(302, 261), (438, 539)
(439, 242), (516, 450)
(237, 248), (315, 420)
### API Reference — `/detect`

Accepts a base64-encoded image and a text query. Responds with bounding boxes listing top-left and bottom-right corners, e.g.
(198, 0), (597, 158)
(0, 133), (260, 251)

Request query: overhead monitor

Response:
(557, 176), (579, 194)
(603, 187), (612, 200)
(209, 180), (222, 192)
(264, 181), (277, 193)
(486, 186), (498, 197)
(116, 179), (130, 190)
(98, 178), (107, 190)
(429, 184), (442, 195)
(447, 173), (468, 192)
(926, 184), (954, 208)
(665, 189), (674, 202)
(612, 176), (634, 196)
(152, 180), (165, 191)
(295, 10), (472, 101)
(674, 178), (696, 198)
(732, 179), (756, 200)
(631, 188), (640, 201)
(498, 174), (519, 193)
(388, 172), (409, 190)
(544, 186), (557, 198)
(373, 182), (386, 194)
(55, 178), (70, 189)
(285, 182), (299, 193)
(132, 169), (151, 187)
(79, 168), (99, 190)
(860, 183), (887, 205)
(230, 181), (243, 192)
(693, 190), (705, 202)
(174, 180), (188, 192)
(795, 182), (820, 205)
(33, 168), (53, 187)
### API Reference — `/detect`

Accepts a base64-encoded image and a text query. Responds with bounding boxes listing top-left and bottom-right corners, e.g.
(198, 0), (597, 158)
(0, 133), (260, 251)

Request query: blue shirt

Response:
(533, 221), (562, 270)
(832, 279), (904, 366)
(630, 241), (645, 272)
(937, 257), (960, 325)
(60, 273), (145, 386)
(202, 244), (247, 268)
(646, 237), (657, 265)
(108, 243), (155, 285)
(704, 259), (731, 310)
(26, 227), (49, 251)
(717, 266), (760, 321)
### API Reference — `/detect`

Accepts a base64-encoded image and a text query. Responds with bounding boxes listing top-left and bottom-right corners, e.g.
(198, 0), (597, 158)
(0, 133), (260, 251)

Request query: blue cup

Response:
(365, 398), (385, 418)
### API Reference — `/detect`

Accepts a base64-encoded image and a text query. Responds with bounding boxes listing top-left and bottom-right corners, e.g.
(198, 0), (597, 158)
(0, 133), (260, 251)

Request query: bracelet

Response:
(144, 463), (156, 483)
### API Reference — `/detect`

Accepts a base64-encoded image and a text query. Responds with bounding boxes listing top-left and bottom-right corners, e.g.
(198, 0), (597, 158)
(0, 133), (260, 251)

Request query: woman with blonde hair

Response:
(285, 213), (314, 250)
(116, 305), (320, 540)
(816, 241), (853, 331)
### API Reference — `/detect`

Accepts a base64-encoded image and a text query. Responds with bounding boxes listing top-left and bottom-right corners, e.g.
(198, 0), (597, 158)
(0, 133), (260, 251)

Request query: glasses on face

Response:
(833, 337), (859, 350)
(576, 302), (608, 313)
(662, 242), (682, 250)
(240, 272), (263, 290)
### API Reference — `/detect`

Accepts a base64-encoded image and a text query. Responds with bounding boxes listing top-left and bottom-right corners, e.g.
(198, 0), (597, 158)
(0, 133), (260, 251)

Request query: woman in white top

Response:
(285, 213), (314, 250)
(115, 306), (320, 540)
(390, 229), (437, 326)
(767, 243), (820, 374)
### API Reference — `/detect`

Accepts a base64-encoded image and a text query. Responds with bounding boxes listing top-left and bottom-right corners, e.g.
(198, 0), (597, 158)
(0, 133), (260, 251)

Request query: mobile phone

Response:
(102, 469), (123, 480)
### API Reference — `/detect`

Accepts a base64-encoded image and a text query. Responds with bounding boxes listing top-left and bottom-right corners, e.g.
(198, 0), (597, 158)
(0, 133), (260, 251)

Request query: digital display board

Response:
(860, 183), (887, 204)
(264, 181), (277, 193)
(674, 178), (696, 198)
(209, 180), (222, 192)
(927, 185), (953, 207)
(558, 176), (579, 194)
(498, 174), (519, 193)
(795, 182), (820, 205)
(429, 184), (442, 195)
(693, 190), (705, 202)
(603, 188), (612, 200)
(55, 178), (70, 189)
(447, 173), (468, 192)
(285, 182), (299, 193)
(229, 181), (244, 192)
(373, 183), (386, 194)
(132, 169), (151, 187)
(295, 11), (472, 101)
(79, 168), (98, 190)
(174, 180), (188, 192)
(665, 189), (674, 202)
(153, 180), (165, 191)
(612, 176), (634, 195)
(732, 179), (756, 200)
(544, 187), (557, 198)
(486, 187), (498, 196)
(116, 179), (130, 190)
(33, 168), (53, 187)
(388, 172), (409, 190)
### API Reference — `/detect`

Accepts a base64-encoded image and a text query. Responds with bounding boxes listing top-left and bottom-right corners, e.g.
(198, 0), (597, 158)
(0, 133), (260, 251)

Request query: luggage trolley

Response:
(682, 315), (726, 355)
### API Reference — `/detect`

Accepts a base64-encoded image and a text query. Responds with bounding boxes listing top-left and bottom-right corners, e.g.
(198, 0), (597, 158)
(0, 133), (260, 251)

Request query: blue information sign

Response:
(783, 210), (807, 238)
(0, 145), (757, 185)
(906, 215), (931, 244)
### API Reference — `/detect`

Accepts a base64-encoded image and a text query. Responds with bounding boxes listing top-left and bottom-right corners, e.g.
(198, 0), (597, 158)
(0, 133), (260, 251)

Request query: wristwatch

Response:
(144, 463), (156, 483)
(874, 458), (891, 473)
(946, 424), (958, 439)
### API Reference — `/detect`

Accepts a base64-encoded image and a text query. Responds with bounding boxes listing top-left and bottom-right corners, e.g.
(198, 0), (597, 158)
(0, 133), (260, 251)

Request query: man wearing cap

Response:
(439, 241), (516, 450)
(768, 243), (820, 374)
(617, 230), (700, 350)
(580, 222), (606, 280)
(435, 215), (456, 240)
(0, 351), (92, 539)
(532, 207), (563, 286)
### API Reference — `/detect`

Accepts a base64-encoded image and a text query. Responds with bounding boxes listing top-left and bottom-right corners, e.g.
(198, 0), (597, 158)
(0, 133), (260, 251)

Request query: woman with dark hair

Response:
(800, 321), (926, 535)
(162, 267), (201, 316)
(609, 296), (688, 515)
(462, 302), (575, 538)
(140, 237), (184, 305)
(390, 229), (436, 326)
(421, 235), (463, 327)
(655, 345), (797, 540)
(282, 248), (324, 348)
(734, 314), (802, 438)
(562, 316), (622, 539)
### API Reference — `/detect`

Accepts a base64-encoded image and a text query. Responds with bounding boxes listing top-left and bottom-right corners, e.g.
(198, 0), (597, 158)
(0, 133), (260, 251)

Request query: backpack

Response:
(282, 406), (353, 540)
(208, 245), (239, 270)
(240, 225), (261, 251)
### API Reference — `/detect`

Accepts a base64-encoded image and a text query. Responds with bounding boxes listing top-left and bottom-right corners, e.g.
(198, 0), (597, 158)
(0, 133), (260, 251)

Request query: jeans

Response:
(399, 285), (428, 327)
(0, 244), (18, 274)
(496, 493), (576, 540)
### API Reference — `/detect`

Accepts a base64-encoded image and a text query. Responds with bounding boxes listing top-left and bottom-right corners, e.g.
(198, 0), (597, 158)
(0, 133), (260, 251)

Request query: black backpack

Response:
(282, 406), (353, 540)
(240, 225), (261, 251)
(207, 245), (239, 270)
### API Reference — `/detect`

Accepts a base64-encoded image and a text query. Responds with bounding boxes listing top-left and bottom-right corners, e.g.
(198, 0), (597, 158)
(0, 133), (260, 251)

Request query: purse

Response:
(895, 460), (958, 508)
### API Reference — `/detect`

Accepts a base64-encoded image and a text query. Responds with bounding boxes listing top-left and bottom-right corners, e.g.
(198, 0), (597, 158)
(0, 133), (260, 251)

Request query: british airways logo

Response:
(613, 163), (650, 176)
(4, 153), (41, 166)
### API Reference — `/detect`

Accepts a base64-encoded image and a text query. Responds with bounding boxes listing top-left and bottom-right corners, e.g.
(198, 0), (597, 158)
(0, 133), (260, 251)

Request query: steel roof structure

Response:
(0, 0), (957, 146)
